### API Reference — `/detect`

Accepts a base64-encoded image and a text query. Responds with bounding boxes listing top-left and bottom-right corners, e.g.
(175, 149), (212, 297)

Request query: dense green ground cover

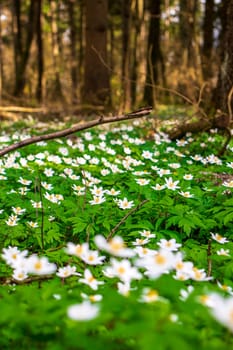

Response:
(0, 117), (233, 349)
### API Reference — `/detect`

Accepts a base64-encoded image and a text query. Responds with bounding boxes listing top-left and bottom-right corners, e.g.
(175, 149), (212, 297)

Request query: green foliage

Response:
(0, 119), (233, 349)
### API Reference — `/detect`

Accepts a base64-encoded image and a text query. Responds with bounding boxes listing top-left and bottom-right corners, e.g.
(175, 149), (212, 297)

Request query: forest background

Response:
(0, 0), (232, 131)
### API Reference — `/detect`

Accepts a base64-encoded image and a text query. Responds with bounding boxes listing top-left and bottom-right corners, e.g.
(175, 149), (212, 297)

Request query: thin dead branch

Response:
(0, 107), (152, 157)
(107, 199), (149, 240)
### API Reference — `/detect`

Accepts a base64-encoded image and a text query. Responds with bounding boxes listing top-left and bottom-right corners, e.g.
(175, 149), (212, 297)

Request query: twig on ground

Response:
(0, 107), (152, 157)
(107, 199), (149, 240)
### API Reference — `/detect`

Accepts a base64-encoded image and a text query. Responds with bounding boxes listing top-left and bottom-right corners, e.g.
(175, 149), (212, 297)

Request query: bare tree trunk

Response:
(179, 0), (198, 68)
(214, 0), (233, 116)
(50, 0), (63, 100)
(12, 0), (22, 96)
(201, 0), (214, 80)
(82, 0), (111, 107)
(135, 0), (147, 106)
(67, 0), (78, 104)
(12, 0), (37, 96)
(36, 0), (44, 102)
(121, 0), (132, 110)
(143, 0), (164, 107)
(0, 4), (3, 103)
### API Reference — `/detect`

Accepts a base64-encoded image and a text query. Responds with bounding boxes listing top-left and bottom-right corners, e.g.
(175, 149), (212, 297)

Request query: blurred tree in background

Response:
(0, 0), (232, 120)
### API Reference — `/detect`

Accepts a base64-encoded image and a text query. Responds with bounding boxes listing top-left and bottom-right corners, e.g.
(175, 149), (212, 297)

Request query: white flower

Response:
(12, 207), (26, 215)
(139, 230), (156, 239)
(44, 168), (55, 177)
(157, 239), (181, 252)
(136, 249), (175, 279)
(176, 139), (188, 147)
(105, 188), (121, 196)
(31, 200), (42, 208)
(183, 174), (193, 180)
(191, 154), (203, 161)
(179, 285), (194, 301)
(89, 196), (106, 205)
(217, 281), (233, 295)
(222, 180), (233, 188)
(101, 169), (110, 176)
(208, 293), (233, 332)
(135, 178), (150, 186)
(56, 265), (81, 278)
(173, 252), (194, 275)
(151, 184), (166, 191)
(168, 163), (181, 169)
(12, 269), (28, 281)
(140, 288), (160, 303)
(18, 177), (32, 185)
(67, 301), (100, 321)
(41, 182), (53, 190)
(191, 267), (212, 281)
(179, 191), (194, 198)
(116, 197), (134, 210)
(157, 169), (171, 177)
(173, 271), (191, 281)
(65, 242), (89, 258)
(217, 248), (230, 256)
(164, 177), (180, 190)
(90, 185), (106, 197)
(142, 150), (153, 159)
(132, 238), (150, 246)
(134, 246), (156, 257)
(81, 293), (103, 302)
(2, 246), (28, 268)
(27, 221), (39, 228)
(26, 255), (57, 275)
(211, 233), (229, 244)
(104, 258), (142, 284)
(6, 216), (19, 226)
(79, 269), (104, 290)
(226, 162), (233, 169)
(44, 192), (64, 204)
(94, 235), (135, 258)
(81, 250), (106, 265)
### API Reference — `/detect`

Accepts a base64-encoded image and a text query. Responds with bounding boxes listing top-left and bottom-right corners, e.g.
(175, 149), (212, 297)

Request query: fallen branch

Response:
(0, 106), (44, 113)
(0, 107), (152, 157)
(1, 274), (53, 285)
(107, 199), (150, 240)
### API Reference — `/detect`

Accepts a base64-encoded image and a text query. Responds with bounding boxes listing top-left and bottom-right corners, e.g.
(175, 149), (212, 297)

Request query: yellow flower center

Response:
(109, 241), (124, 252)
(75, 245), (83, 256)
(176, 262), (184, 270)
(117, 267), (126, 275)
(155, 254), (166, 265)
(88, 276), (95, 283)
(146, 289), (158, 298)
(34, 261), (42, 270)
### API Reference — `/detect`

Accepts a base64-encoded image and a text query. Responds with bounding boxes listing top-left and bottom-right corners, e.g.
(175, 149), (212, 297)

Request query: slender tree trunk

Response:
(12, 0), (22, 96)
(143, 0), (164, 107)
(131, 0), (143, 108)
(179, 0), (198, 68)
(50, 0), (63, 99)
(67, 0), (78, 104)
(214, 0), (233, 116)
(36, 0), (44, 102)
(0, 5), (3, 103)
(82, 0), (111, 107)
(135, 0), (147, 106)
(13, 0), (37, 96)
(201, 0), (214, 80)
(78, 0), (84, 96)
(121, 0), (132, 110)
